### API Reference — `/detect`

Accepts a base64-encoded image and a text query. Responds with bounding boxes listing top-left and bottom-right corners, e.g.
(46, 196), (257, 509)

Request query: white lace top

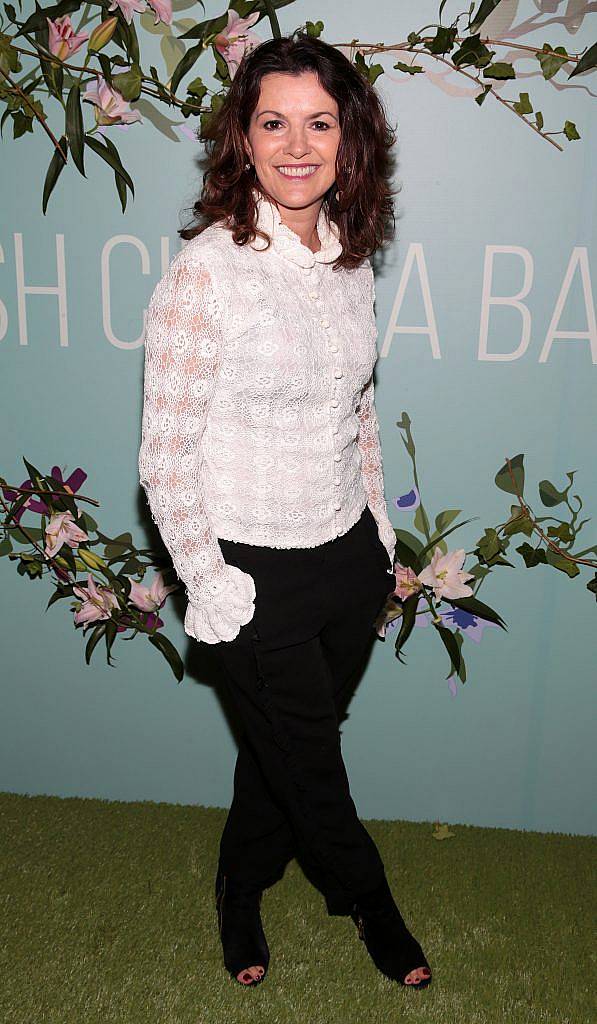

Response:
(138, 188), (396, 643)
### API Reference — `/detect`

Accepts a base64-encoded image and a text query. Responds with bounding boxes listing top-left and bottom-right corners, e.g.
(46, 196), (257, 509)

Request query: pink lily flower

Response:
(417, 546), (475, 603)
(45, 510), (89, 558)
(128, 571), (178, 612)
(145, 0), (172, 26)
(213, 10), (262, 78)
(393, 564), (423, 601)
(83, 75), (143, 125)
(46, 15), (89, 61)
(73, 573), (119, 629)
(107, 0), (147, 25)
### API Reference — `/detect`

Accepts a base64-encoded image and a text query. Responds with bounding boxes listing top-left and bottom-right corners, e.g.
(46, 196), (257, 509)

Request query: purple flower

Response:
(2, 465), (88, 524)
(393, 485), (421, 512)
(437, 606), (500, 644)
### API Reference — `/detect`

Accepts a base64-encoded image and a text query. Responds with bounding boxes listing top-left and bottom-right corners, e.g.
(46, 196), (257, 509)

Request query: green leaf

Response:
(394, 532), (424, 572)
(452, 33), (494, 70)
(426, 25), (458, 55)
(495, 454), (525, 496)
(434, 509), (462, 534)
(46, 583), (72, 609)
(393, 61), (424, 75)
(568, 41), (597, 80)
(65, 83), (85, 176)
(393, 591), (419, 663)
(536, 43), (571, 81)
(85, 622), (106, 665)
(443, 593), (507, 629)
(513, 91), (533, 115)
(544, 548), (580, 578)
(538, 478), (567, 507)
(111, 63), (143, 102)
(42, 135), (68, 214)
(148, 632), (184, 682)
(98, 53), (113, 86)
(85, 134), (135, 198)
(474, 84), (492, 106)
(104, 618), (119, 664)
(563, 120), (580, 141)
(305, 20), (324, 39)
(171, 40), (205, 96)
(469, 0), (503, 35)
(39, 51), (63, 101)
(483, 62), (516, 80)
(434, 621), (462, 679)
(516, 542), (548, 568)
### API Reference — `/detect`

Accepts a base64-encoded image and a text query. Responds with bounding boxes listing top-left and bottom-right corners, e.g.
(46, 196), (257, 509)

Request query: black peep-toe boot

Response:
(215, 866), (270, 986)
(350, 874), (432, 989)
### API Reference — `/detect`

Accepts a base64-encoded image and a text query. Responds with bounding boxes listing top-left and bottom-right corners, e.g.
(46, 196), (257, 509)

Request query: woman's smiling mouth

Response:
(276, 164), (320, 178)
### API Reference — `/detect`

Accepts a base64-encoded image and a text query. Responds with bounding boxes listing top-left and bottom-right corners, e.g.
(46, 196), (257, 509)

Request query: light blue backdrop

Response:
(1, 1), (595, 835)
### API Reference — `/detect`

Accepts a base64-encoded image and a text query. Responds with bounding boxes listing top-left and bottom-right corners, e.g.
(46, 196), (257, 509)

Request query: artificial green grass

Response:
(0, 791), (594, 1024)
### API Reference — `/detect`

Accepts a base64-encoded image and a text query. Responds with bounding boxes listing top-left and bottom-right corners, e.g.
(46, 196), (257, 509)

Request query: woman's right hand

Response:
(184, 564), (256, 644)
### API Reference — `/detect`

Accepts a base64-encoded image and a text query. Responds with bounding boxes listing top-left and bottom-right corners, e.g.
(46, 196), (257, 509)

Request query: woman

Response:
(138, 33), (432, 992)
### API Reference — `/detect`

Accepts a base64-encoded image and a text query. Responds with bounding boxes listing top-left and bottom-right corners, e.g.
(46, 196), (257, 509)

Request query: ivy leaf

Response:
(393, 61), (424, 75)
(111, 63), (143, 103)
(513, 92), (533, 116)
(544, 548), (580, 578)
(535, 42), (571, 81)
(516, 542), (548, 568)
(483, 62), (516, 80)
(538, 479), (567, 507)
(495, 454), (525, 497)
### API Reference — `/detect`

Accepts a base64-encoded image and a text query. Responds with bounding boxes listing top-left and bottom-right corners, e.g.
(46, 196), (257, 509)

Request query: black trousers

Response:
(211, 502), (395, 916)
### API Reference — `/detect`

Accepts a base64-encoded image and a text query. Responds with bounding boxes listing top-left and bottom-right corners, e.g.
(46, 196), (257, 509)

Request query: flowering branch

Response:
(0, 1), (593, 211)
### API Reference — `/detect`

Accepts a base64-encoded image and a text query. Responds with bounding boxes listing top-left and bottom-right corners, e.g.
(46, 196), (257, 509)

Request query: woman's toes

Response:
(237, 965), (264, 984)
(404, 966), (431, 985)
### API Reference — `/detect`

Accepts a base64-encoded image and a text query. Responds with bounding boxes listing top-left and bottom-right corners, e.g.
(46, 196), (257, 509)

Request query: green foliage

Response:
(0, 1), (592, 209)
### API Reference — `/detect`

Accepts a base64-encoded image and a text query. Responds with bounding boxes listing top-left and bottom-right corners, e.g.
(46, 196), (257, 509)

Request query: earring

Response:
(335, 189), (341, 201)
(245, 161), (251, 169)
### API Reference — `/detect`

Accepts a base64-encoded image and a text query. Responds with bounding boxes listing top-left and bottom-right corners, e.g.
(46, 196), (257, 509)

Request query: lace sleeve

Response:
(356, 372), (396, 571)
(138, 254), (256, 644)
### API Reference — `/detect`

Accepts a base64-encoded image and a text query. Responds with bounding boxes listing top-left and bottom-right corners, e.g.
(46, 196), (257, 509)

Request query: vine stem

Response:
(0, 64), (68, 160)
(335, 33), (585, 152)
(504, 456), (596, 568)
(2, 483), (100, 507)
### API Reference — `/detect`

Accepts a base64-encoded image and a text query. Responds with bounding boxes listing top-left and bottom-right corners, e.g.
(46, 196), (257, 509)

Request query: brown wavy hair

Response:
(179, 32), (398, 271)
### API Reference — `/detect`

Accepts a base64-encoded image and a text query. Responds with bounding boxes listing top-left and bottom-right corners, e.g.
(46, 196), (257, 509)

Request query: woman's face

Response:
(244, 71), (340, 214)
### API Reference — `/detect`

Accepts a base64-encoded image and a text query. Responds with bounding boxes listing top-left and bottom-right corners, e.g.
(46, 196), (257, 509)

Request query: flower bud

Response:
(78, 548), (107, 570)
(88, 16), (118, 53)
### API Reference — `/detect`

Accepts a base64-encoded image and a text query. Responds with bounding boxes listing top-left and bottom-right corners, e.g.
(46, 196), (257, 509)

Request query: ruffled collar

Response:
(249, 187), (342, 269)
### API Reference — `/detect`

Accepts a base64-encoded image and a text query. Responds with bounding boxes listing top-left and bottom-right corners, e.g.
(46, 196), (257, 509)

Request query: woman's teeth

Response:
(276, 165), (319, 178)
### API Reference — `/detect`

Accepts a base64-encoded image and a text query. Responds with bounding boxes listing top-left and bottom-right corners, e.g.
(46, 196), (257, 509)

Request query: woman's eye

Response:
(262, 120), (332, 131)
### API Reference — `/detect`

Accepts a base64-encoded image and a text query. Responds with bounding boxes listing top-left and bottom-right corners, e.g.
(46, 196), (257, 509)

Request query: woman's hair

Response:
(179, 32), (398, 270)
